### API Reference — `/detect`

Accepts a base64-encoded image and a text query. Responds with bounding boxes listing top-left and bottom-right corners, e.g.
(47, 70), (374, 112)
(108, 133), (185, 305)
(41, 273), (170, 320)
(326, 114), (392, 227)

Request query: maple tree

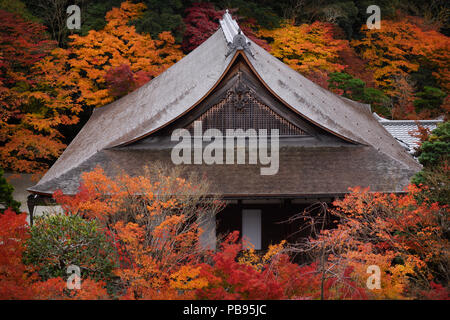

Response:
(1, 1), (449, 300)
(47, 167), (363, 300)
(193, 233), (366, 300)
(352, 17), (450, 117)
(50, 167), (449, 300)
(390, 75), (417, 119)
(0, 209), (32, 299)
(104, 64), (150, 98)
(0, 2), (184, 173)
(182, 2), (225, 53)
(1, 165), (448, 300)
(0, 10), (68, 173)
(182, 3), (269, 53)
(259, 21), (350, 89)
(64, 1), (183, 107)
(329, 25), (375, 86)
(295, 185), (450, 299)
(196, 232), (291, 299)
(52, 165), (225, 299)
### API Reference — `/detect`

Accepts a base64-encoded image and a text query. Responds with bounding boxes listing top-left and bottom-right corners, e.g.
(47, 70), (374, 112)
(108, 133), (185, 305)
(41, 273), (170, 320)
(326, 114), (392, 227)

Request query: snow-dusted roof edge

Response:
(373, 112), (444, 124)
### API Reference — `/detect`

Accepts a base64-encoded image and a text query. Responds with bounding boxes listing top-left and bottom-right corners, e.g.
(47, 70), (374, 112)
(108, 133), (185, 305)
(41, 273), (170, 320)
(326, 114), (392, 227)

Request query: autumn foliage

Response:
(352, 17), (450, 118)
(1, 2), (448, 173)
(0, 2), (183, 173)
(182, 2), (224, 53)
(0, 10), (65, 173)
(0, 209), (110, 300)
(64, 1), (183, 107)
(353, 17), (450, 94)
(1, 165), (448, 300)
(299, 185), (449, 299)
(182, 3), (268, 53)
(259, 21), (348, 87)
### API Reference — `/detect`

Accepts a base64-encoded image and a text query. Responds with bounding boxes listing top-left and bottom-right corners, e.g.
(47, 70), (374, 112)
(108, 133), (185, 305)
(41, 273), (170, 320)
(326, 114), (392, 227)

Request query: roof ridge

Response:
(219, 10), (252, 58)
(219, 10), (247, 44)
(373, 112), (444, 124)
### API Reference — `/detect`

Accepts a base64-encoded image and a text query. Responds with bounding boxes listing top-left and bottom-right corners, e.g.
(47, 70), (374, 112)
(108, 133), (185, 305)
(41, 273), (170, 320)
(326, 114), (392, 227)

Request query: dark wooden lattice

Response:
(186, 89), (306, 136)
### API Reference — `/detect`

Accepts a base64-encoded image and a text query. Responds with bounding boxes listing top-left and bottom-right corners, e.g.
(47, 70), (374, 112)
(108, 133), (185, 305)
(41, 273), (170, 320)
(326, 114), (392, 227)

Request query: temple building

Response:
(28, 12), (423, 249)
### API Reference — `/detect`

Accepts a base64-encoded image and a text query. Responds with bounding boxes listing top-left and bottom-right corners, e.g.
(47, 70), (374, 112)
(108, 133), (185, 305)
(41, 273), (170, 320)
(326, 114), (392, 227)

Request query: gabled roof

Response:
(29, 12), (421, 195)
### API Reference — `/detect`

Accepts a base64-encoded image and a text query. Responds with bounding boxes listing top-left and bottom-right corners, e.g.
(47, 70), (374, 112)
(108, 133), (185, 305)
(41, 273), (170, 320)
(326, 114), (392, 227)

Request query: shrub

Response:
(413, 122), (450, 206)
(23, 214), (119, 282)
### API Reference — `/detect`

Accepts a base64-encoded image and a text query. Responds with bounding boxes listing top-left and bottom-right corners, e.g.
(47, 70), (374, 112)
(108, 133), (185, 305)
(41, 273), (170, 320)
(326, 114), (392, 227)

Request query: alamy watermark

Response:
(171, 121), (279, 175)
(366, 5), (381, 29)
(67, 5), (81, 30)
(66, 264), (81, 290)
(366, 265), (381, 290)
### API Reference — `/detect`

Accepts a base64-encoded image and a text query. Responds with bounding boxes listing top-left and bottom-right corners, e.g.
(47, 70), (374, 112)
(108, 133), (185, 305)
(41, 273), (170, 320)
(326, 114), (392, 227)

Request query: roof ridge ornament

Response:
(220, 9), (253, 58)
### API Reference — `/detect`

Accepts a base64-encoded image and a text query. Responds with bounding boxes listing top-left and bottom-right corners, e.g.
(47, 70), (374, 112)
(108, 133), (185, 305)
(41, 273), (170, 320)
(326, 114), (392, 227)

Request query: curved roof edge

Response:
(245, 40), (420, 170)
(30, 12), (421, 192)
(34, 29), (233, 187)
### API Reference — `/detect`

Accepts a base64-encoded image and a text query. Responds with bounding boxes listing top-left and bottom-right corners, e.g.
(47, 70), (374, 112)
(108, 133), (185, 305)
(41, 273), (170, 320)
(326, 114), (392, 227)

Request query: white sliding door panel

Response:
(242, 209), (262, 250)
(198, 214), (216, 250)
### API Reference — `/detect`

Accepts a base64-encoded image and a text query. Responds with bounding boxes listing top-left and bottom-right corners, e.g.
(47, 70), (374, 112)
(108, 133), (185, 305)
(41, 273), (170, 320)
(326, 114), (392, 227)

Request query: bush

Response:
(412, 122), (450, 205)
(23, 214), (118, 282)
(416, 122), (450, 168)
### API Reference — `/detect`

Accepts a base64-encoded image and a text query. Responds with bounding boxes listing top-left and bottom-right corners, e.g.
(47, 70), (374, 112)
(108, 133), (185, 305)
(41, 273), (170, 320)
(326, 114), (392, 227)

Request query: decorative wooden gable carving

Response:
(185, 71), (307, 136)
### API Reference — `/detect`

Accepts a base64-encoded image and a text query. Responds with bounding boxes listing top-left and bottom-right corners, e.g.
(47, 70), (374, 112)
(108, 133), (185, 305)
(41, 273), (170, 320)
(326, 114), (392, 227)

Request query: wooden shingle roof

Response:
(29, 12), (421, 196)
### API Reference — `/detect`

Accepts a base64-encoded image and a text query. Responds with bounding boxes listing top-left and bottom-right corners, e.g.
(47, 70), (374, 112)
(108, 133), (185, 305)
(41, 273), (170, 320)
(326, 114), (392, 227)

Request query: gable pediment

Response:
(139, 54), (340, 143)
(184, 73), (307, 136)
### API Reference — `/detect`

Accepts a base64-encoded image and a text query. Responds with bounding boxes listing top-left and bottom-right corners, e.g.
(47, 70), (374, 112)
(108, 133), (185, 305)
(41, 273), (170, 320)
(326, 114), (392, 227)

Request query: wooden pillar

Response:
(26, 194), (36, 226)
(26, 194), (55, 226)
